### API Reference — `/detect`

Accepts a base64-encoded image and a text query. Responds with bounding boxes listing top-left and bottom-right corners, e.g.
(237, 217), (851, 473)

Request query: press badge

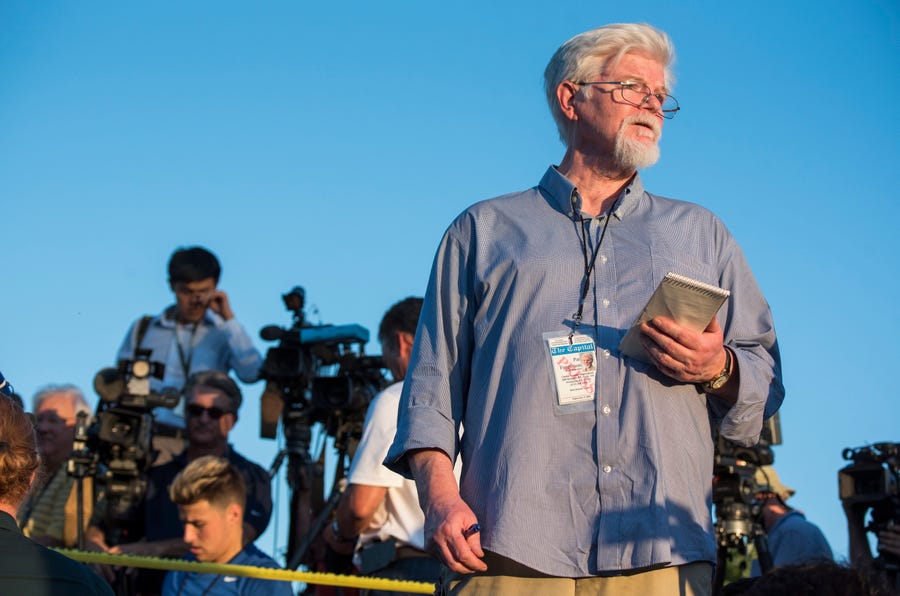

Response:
(545, 333), (597, 407)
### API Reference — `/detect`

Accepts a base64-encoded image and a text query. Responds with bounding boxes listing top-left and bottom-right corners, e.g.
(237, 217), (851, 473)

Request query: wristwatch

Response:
(332, 520), (356, 544)
(701, 347), (732, 391)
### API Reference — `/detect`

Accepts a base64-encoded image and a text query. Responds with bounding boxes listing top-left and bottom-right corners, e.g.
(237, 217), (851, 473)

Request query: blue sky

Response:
(2, 0), (898, 565)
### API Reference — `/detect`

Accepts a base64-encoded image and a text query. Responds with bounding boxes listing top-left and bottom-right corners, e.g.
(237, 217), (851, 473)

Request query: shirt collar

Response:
(159, 305), (219, 329)
(538, 165), (645, 220)
(0, 511), (21, 533)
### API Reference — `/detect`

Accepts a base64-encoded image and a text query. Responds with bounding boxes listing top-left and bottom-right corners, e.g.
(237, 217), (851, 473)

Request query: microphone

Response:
(260, 325), (285, 341)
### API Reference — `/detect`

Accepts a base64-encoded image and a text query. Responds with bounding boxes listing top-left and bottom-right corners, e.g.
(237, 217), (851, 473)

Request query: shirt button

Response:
(600, 255), (608, 264)
(601, 298), (610, 308)
(602, 465), (612, 474)
(602, 349), (611, 359)
(602, 404), (611, 416)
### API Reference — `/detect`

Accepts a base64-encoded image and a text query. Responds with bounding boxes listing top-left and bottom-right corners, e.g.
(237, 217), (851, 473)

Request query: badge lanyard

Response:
(570, 192), (616, 340)
(175, 321), (200, 379)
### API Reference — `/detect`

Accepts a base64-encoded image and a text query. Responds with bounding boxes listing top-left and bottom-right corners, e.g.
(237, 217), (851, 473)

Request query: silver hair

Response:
(184, 370), (243, 414)
(32, 384), (91, 417)
(543, 23), (675, 147)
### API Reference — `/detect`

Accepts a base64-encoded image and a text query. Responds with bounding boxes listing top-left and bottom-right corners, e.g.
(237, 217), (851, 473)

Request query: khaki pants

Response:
(442, 555), (712, 596)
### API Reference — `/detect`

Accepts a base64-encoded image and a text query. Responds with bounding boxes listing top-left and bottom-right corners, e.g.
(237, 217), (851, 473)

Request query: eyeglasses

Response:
(174, 286), (216, 300)
(35, 412), (73, 425)
(573, 80), (680, 119)
(186, 404), (232, 420)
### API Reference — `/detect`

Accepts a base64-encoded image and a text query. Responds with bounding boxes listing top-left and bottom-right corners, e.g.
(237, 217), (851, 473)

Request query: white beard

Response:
(613, 116), (662, 170)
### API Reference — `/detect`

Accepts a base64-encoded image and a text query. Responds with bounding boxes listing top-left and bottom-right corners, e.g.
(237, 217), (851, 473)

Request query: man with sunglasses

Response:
(116, 246), (263, 464)
(386, 23), (783, 595)
(86, 371), (271, 593)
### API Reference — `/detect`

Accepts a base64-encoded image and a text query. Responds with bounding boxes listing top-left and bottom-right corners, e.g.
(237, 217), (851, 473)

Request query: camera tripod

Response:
(712, 499), (771, 594)
(266, 403), (360, 573)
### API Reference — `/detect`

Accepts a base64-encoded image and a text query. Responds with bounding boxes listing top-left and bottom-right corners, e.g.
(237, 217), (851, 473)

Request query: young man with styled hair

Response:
(162, 455), (291, 596)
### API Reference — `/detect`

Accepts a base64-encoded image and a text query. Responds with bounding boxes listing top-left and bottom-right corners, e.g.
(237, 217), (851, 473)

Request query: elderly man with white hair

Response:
(17, 384), (93, 547)
(387, 22), (784, 595)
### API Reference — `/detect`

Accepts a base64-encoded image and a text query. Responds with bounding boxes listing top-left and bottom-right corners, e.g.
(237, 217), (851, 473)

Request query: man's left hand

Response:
(639, 315), (726, 384)
(208, 290), (235, 321)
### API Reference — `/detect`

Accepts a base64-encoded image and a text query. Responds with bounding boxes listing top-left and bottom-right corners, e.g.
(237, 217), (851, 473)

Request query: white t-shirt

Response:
(347, 380), (460, 550)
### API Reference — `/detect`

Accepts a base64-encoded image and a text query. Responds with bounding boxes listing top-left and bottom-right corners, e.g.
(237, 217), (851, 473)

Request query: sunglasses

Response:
(186, 404), (233, 420)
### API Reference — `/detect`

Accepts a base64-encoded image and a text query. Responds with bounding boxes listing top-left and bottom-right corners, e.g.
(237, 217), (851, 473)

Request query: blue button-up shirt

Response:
(387, 166), (784, 576)
(117, 307), (262, 427)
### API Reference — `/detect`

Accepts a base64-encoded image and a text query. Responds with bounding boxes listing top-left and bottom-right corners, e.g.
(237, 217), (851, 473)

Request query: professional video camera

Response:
(840, 442), (900, 573)
(259, 287), (384, 440)
(711, 414), (782, 588)
(68, 349), (179, 546)
(257, 286), (388, 569)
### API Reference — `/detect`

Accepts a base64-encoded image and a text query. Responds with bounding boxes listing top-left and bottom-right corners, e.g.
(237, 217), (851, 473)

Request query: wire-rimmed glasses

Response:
(574, 80), (680, 119)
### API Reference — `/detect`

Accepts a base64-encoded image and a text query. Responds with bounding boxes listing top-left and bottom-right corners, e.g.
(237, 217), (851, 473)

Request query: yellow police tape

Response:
(53, 549), (436, 594)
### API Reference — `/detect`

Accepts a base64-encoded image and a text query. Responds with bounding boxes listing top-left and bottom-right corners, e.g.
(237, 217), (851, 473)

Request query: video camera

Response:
(840, 442), (900, 572)
(257, 285), (389, 570)
(67, 350), (179, 545)
(840, 443), (900, 511)
(258, 286), (387, 447)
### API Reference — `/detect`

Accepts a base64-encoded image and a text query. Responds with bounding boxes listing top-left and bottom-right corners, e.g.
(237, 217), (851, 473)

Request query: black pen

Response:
(462, 523), (481, 539)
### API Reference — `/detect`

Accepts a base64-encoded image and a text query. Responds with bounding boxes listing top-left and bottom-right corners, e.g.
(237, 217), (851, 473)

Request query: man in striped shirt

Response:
(387, 23), (783, 596)
(18, 384), (93, 547)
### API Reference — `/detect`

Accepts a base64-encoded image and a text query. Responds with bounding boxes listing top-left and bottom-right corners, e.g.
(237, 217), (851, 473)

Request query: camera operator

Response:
(116, 246), (262, 463)
(323, 297), (458, 594)
(17, 384), (94, 547)
(840, 442), (900, 592)
(750, 465), (832, 576)
(845, 495), (900, 569)
(86, 371), (272, 593)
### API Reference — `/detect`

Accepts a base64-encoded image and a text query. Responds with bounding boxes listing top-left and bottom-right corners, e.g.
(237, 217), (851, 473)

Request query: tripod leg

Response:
(288, 485), (344, 570)
(712, 546), (727, 595)
(76, 475), (85, 550)
(286, 456), (313, 568)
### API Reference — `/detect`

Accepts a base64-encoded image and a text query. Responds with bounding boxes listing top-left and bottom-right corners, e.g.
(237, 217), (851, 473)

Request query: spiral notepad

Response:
(619, 272), (731, 363)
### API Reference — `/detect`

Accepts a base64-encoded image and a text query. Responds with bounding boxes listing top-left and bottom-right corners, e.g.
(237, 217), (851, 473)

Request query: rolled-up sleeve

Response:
(708, 229), (784, 446)
(386, 218), (474, 477)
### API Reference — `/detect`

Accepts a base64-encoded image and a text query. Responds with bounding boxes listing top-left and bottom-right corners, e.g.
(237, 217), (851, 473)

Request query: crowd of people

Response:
(1, 21), (897, 596)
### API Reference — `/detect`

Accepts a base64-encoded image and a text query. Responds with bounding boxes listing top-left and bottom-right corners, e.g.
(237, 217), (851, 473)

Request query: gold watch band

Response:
(702, 347), (732, 391)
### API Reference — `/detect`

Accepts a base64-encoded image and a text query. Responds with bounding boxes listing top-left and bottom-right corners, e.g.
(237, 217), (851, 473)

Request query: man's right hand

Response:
(878, 525), (900, 558)
(423, 493), (486, 573)
(409, 449), (487, 574)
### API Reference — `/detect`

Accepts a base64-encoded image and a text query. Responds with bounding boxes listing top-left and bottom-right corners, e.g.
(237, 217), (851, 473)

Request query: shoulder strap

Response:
(134, 315), (154, 354)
